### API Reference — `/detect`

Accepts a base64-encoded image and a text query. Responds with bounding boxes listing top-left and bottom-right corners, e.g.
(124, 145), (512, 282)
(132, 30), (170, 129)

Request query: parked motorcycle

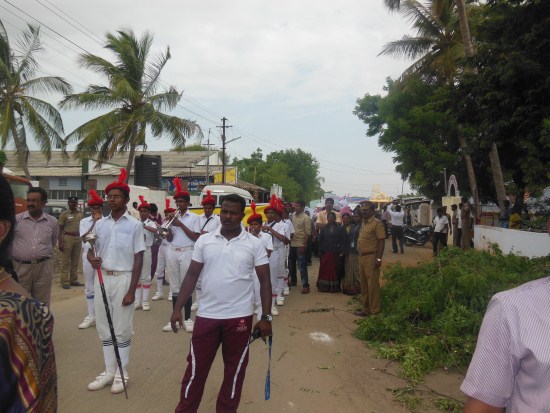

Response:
(403, 224), (432, 246)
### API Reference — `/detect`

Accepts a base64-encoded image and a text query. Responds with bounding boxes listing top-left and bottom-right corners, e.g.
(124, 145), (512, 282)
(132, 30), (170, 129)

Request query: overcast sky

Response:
(2, 0), (414, 198)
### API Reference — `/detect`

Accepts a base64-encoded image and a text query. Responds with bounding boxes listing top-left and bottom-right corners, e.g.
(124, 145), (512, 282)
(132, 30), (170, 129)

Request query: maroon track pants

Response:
(175, 315), (253, 413)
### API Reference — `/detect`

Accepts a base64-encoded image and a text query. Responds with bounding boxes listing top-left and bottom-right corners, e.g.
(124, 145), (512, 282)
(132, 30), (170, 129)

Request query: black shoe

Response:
(70, 281), (84, 287)
(62, 284), (70, 290)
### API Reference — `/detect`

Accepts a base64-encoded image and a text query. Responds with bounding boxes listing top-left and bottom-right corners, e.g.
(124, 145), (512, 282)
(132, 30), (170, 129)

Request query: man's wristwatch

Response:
(261, 314), (273, 322)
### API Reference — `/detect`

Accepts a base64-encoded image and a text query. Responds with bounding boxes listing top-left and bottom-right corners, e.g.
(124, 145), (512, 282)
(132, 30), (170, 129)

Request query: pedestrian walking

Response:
(170, 194), (272, 413)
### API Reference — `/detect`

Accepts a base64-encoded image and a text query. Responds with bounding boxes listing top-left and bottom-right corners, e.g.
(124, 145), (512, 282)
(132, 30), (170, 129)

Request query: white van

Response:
(197, 185), (254, 207)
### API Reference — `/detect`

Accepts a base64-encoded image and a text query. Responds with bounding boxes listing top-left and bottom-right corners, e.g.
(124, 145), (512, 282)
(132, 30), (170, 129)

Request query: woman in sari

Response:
(0, 175), (57, 412)
(316, 212), (345, 293)
(342, 210), (362, 295)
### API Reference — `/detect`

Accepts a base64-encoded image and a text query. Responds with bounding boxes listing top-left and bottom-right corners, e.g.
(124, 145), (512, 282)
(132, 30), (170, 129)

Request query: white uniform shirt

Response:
(258, 231), (273, 253)
(79, 215), (102, 252)
(433, 215), (449, 233)
(387, 208), (405, 226)
(170, 210), (200, 247)
(142, 218), (155, 247)
(266, 220), (290, 250)
(193, 226), (269, 319)
(198, 213), (221, 233)
(94, 211), (145, 272)
(284, 218), (295, 237)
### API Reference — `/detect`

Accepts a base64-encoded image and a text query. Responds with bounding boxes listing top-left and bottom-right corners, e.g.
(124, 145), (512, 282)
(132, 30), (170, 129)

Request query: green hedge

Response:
(355, 246), (550, 384)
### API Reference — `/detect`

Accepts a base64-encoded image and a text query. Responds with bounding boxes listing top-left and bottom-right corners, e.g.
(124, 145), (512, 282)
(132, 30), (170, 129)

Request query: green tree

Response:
(455, 0), (550, 195)
(61, 29), (201, 175)
(0, 21), (71, 179)
(234, 148), (322, 202)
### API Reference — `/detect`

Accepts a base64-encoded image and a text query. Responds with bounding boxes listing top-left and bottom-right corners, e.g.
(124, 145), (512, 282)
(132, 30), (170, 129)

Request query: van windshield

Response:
(10, 181), (30, 199)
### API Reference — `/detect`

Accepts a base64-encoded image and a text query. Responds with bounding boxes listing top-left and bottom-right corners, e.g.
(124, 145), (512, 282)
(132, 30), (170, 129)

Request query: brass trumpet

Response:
(153, 210), (181, 243)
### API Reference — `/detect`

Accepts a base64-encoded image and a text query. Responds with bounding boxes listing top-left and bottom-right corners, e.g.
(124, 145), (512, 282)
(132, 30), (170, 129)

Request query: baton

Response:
(249, 328), (272, 400)
(86, 233), (128, 399)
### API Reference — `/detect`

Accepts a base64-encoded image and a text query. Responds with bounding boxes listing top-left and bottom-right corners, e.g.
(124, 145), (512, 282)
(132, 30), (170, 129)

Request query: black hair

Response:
(451, 204), (458, 210)
(149, 203), (158, 214)
(296, 200), (306, 207)
(395, 205), (401, 212)
(0, 175), (16, 279)
(342, 212), (351, 218)
(327, 211), (336, 219)
(28, 187), (48, 202)
(132, 201), (138, 208)
(325, 198), (334, 204)
(222, 194), (246, 212)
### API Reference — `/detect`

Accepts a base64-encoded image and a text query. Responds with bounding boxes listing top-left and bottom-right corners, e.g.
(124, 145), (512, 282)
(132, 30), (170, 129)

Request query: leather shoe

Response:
(354, 311), (370, 317)
(62, 284), (70, 290)
(70, 281), (84, 286)
(301, 287), (310, 294)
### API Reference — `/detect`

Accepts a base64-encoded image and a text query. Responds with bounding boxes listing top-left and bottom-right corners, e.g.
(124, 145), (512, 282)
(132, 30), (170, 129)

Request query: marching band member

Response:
(262, 195), (290, 316)
(77, 190), (104, 329)
(191, 190), (221, 312)
(152, 199), (175, 301)
(163, 177), (200, 333)
(86, 169), (145, 394)
(247, 202), (273, 318)
(135, 196), (157, 311)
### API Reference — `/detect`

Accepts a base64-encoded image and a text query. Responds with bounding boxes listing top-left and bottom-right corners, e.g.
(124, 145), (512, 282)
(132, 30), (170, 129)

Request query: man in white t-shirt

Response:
(386, 201), (405, 254)
(170, 194), (272, 413)
(164, 177), (200, 333)
(432, 207), (449, 256)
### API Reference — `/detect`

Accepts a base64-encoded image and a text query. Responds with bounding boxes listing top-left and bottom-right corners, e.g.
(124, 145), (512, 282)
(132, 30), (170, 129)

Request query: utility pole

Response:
(205, 129), (213, 187)
(217, 117), (232, 184)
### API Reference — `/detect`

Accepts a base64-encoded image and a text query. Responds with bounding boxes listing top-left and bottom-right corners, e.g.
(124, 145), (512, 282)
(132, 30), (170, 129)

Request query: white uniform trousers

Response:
(82, 248), (95, 317)
(269, 248), (285, 297)
(139, 247), (152, 284)
(155, 244), (168, 279)
(94, 271), (135, 344)
(166, 246), (194, 296)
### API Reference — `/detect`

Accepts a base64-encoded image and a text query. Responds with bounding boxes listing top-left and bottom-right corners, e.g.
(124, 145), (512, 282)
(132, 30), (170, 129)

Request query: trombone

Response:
(153, 210), (181, 244)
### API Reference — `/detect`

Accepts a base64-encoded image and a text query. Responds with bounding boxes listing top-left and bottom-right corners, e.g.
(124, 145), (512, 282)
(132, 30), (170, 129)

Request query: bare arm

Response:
(463, 398), (504, 413)
(170, 260), (203, 332)
(254, 263), (273, 338)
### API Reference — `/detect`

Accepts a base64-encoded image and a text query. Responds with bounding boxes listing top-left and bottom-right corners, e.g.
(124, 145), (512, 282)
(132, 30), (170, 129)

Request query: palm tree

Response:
(60, 29), (202, 175)
(383, 0), (507, 215)
(381, 0), (484, 214)
(0, 21), (71, 179)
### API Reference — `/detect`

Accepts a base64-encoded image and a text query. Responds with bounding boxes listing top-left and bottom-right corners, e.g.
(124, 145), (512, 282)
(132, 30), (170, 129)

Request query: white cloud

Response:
(3, 0), (414, 196)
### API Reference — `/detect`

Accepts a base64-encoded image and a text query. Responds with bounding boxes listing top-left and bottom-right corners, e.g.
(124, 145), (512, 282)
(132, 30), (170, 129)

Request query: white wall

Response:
(474, 225), (550, 258)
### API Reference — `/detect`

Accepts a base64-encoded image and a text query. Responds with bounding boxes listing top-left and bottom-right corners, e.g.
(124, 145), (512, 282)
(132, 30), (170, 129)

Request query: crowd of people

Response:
(2, 172), (548, 412)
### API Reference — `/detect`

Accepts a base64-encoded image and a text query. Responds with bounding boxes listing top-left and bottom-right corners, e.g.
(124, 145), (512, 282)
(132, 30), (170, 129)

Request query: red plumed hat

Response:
(104, 168), (130, 195)
(138, 195), (150, 210)
(172, 176), (190, 200)
(264, 194), (284, 215)
(164, 198), (176, 213)
(87, 189), (104, 207)
(201, 190), (216, 206)
(247, 202), (263, 224)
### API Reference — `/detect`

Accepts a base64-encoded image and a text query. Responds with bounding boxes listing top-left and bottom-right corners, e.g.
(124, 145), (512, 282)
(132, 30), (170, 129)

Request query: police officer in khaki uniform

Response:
(59, 196), (84, 289)
(356, 201), (385, 316)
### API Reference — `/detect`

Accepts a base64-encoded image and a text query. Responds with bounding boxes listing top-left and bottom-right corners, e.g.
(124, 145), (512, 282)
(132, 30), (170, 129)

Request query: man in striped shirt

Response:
(461, 224), (550, 413)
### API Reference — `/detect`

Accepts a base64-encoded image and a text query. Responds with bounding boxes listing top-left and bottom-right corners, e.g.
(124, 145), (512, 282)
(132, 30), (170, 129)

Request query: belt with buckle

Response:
(13, 257), (51, 264)
(358, 251), (377, 256)
(170, 245), (194, 252)
(64, 232), (80, 236)
(103, 270), (126, 276)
